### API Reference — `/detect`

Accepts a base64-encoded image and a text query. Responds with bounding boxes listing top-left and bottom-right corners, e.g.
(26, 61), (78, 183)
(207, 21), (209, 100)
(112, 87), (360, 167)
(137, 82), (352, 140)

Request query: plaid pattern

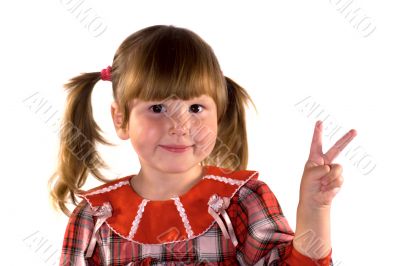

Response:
(60, 179), (333, 265)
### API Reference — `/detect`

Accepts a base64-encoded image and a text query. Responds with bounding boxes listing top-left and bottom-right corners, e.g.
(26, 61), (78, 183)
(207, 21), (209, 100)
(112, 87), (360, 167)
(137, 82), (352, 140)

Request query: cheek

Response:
(129, 117), (164, 149)
(191, 117), (218, 150)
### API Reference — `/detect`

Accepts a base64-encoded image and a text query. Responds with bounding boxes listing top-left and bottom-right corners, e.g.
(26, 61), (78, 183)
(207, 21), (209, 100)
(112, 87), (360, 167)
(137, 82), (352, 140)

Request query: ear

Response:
(111, 102), (129, 140)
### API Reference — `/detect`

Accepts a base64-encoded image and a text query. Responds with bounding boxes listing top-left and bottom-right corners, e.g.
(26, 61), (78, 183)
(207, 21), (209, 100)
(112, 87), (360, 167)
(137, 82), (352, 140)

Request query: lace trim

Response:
(85, 180), (130, 196)
(172, 197), (194, 238)
(128, 199), (150, 239)
(203, 174), (245, 186)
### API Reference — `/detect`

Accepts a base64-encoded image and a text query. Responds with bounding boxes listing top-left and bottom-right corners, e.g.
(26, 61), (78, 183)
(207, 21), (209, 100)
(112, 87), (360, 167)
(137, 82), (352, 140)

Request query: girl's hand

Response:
(299, 120), (357, 209)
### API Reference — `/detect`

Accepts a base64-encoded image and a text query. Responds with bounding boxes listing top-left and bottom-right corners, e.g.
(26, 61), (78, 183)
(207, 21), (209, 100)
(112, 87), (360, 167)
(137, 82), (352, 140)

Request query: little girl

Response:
(50, 25), (357, 265)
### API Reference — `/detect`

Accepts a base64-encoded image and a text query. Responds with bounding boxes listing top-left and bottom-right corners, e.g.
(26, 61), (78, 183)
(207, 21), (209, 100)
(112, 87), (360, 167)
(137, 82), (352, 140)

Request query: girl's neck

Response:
(130, 164), (205, 200)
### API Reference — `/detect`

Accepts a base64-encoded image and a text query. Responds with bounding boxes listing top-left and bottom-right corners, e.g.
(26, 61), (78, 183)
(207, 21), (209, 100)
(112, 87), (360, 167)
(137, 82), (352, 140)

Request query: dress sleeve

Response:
(232, 179), (332, 266)
(59, 200), (99, 266)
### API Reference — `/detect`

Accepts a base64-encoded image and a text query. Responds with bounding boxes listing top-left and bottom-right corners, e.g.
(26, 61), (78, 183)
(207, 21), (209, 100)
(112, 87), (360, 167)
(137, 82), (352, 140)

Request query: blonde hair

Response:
(49, 25), (257, 215)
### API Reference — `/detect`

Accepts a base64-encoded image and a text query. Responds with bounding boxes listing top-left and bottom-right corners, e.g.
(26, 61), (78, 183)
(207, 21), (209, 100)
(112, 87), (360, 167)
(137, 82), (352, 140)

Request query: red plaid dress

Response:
(60, 165), (332, 265)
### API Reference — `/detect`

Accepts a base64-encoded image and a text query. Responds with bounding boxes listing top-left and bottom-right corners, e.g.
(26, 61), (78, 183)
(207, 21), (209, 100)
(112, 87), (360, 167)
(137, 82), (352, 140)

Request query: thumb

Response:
(304, 162), (331, 178)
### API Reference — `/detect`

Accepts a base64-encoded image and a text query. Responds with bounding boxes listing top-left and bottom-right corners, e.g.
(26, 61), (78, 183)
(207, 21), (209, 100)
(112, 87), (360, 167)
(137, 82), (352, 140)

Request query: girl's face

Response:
(111, 94), (218, 174)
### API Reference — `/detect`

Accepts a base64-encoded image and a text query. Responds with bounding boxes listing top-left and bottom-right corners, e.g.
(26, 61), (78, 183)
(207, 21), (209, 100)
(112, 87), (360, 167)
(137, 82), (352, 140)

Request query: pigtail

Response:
(206, 76), (257, 172)
(49, 72), (112, 216)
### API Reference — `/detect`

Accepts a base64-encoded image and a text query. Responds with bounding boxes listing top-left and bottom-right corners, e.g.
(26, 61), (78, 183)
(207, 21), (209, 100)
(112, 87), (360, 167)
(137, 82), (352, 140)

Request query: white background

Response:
(1, 1), (399, 265)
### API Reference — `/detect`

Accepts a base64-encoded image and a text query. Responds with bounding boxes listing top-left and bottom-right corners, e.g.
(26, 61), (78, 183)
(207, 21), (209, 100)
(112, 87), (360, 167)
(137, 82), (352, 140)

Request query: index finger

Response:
(324, 129), (357, 163)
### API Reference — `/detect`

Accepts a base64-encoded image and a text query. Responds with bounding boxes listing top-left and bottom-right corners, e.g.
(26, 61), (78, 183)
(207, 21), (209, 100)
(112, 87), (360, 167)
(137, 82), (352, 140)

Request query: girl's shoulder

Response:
(233, 174), (284, 217)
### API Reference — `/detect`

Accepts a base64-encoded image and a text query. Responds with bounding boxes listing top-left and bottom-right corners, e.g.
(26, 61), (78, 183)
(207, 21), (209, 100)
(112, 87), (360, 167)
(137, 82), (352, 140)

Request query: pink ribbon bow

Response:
(208, 194), (238, 247)
(85, 202), (112, 258)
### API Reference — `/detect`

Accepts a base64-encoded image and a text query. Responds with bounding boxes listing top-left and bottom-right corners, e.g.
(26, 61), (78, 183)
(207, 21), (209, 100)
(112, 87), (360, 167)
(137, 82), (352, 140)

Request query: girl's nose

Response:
(168, 123), (188, 136)
(167, 102), (192, 136)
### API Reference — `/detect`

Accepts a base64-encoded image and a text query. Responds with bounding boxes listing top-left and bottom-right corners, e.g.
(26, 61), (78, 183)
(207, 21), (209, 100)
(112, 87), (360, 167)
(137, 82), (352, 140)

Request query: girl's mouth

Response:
(159, 145), (193, 153)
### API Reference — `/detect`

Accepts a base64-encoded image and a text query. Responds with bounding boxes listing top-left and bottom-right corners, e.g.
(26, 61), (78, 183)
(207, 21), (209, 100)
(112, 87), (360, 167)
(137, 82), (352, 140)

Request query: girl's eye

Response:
(189, 104), (204, 114)
(149, 104), (166, 113)
(149, 104), (204, 114)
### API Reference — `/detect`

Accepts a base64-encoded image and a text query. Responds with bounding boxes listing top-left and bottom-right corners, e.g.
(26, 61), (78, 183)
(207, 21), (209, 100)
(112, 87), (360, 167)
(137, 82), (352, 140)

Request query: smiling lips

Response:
(159, 144), (194, 153)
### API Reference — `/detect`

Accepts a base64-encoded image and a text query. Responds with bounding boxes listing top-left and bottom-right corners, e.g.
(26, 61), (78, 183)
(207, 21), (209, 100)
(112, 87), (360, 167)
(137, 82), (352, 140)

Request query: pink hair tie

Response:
(100, 66), (112, 81)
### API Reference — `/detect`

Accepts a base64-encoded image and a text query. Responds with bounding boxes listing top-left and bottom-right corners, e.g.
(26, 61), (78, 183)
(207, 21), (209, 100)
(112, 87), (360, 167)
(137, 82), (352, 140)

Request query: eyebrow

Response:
(187, 95), (213, 102)
(150, 96), (211, 104)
